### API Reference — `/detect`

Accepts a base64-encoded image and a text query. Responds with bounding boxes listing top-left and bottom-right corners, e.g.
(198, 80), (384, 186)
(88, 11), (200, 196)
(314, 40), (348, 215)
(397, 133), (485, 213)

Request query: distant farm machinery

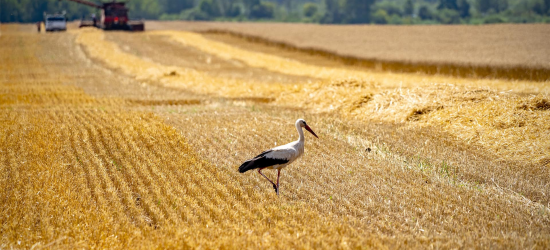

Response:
(62, 0), (144, 31)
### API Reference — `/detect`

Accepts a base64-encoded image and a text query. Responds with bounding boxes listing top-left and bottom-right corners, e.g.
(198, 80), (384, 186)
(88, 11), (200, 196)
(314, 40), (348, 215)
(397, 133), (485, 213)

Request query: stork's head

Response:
(296, 119), (318, 138)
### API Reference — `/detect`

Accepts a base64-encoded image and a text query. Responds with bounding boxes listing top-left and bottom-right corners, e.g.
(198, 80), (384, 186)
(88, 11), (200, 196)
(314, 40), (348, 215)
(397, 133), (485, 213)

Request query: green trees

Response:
(1, 0), (549, 24)
(438, 0), (458, 10)
(127, 0), (162, 19)
(419, 5), (435, 20)
(250, 1), (275, 19)
(437, 0), (470, 15)
(342, 0), (376, 23)
(242, 0), (275, 19)
(438, 8), (461, 23)
(436, 0), (469, 20)
(477, 0), (509, 14)
(0, 0), (94, 22)
(404, 0), (415, 16)
(163, 0), (194, 14)
(532, 0), (550, 14)
(457, 0), (470, 18)
(198, 0), (221, 18)
(321, 0), (342, 23)
(303, 3), (319, 18)
(372, 9), (390, 24)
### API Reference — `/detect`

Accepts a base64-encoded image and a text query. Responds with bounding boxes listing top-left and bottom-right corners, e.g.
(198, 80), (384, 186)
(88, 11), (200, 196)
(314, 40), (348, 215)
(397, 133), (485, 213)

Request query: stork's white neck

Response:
(296, 122), (305, 143)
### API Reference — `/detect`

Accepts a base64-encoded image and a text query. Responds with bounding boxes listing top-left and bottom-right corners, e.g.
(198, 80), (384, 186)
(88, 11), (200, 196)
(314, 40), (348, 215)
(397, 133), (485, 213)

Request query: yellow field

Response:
(1, 23), (549, 249)
(147, 21), (550, 81)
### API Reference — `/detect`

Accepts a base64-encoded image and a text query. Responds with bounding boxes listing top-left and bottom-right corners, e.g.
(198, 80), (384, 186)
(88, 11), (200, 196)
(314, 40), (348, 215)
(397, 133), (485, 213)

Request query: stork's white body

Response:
(238, 119), (317, 195)
(263, 137), (304, 170)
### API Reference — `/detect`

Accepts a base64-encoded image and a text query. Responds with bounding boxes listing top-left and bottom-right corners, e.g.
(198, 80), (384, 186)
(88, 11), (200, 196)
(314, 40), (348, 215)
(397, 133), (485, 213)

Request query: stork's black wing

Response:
(238, 150), (289, 173)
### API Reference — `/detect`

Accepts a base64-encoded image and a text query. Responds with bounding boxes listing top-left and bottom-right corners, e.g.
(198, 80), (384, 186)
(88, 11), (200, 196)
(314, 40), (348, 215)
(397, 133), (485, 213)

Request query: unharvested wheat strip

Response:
(73, 111), (134, 226)
(91, 113), (182, 224)
(76, 111), (168, 225)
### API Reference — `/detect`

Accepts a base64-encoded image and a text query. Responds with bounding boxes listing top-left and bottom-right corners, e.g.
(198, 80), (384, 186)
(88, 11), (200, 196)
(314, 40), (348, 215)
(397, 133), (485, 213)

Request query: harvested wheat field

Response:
(148, 21), (550, 81)
(1, 22), (549, 249)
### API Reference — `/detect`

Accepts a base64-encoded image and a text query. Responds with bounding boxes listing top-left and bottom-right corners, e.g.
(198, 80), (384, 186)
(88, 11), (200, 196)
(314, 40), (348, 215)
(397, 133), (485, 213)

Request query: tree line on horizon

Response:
(1, 0), (549, 24)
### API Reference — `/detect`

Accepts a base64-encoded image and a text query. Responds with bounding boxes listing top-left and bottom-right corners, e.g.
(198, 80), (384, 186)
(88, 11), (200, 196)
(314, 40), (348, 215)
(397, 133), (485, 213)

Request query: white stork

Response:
(238, 119), (318, 195)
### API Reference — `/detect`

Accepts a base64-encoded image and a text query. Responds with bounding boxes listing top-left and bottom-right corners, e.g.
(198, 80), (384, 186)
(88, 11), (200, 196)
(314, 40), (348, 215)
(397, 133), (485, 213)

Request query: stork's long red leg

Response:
(258, 168), (277, 192)
(276, 169), (281, 196)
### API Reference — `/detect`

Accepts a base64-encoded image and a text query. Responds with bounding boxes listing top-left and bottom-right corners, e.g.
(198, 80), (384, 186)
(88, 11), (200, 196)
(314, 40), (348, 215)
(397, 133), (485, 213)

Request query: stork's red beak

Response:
(304, 125), (319, 138)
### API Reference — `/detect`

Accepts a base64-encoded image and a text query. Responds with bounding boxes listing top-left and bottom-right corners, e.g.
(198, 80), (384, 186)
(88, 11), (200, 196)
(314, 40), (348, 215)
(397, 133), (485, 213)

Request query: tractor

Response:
(63, 0), (144, 31)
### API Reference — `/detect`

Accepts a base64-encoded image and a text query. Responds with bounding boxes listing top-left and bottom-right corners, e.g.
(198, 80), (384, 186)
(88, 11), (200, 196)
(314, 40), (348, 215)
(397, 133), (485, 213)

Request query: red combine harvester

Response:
(64, 0), (144, 31)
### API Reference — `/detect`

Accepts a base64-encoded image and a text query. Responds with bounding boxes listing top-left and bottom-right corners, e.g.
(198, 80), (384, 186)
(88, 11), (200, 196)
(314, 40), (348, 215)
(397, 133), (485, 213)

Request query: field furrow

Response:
(95, 112), (184, 224)
(75, 118), (125, 225)
(96, 116), (168, 226)
(119, 119), (194, 222)
(79, 112), (152, 227)
(79, 110), (167, 226)
(63, 114), (100, 211)
(86, 120), (136, 226)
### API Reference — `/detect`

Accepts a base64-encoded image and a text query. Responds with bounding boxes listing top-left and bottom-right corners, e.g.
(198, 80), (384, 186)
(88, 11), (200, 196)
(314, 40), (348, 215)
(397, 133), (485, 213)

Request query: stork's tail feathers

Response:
(238, 150), (289, 173)
(238, 160), (257, 173)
